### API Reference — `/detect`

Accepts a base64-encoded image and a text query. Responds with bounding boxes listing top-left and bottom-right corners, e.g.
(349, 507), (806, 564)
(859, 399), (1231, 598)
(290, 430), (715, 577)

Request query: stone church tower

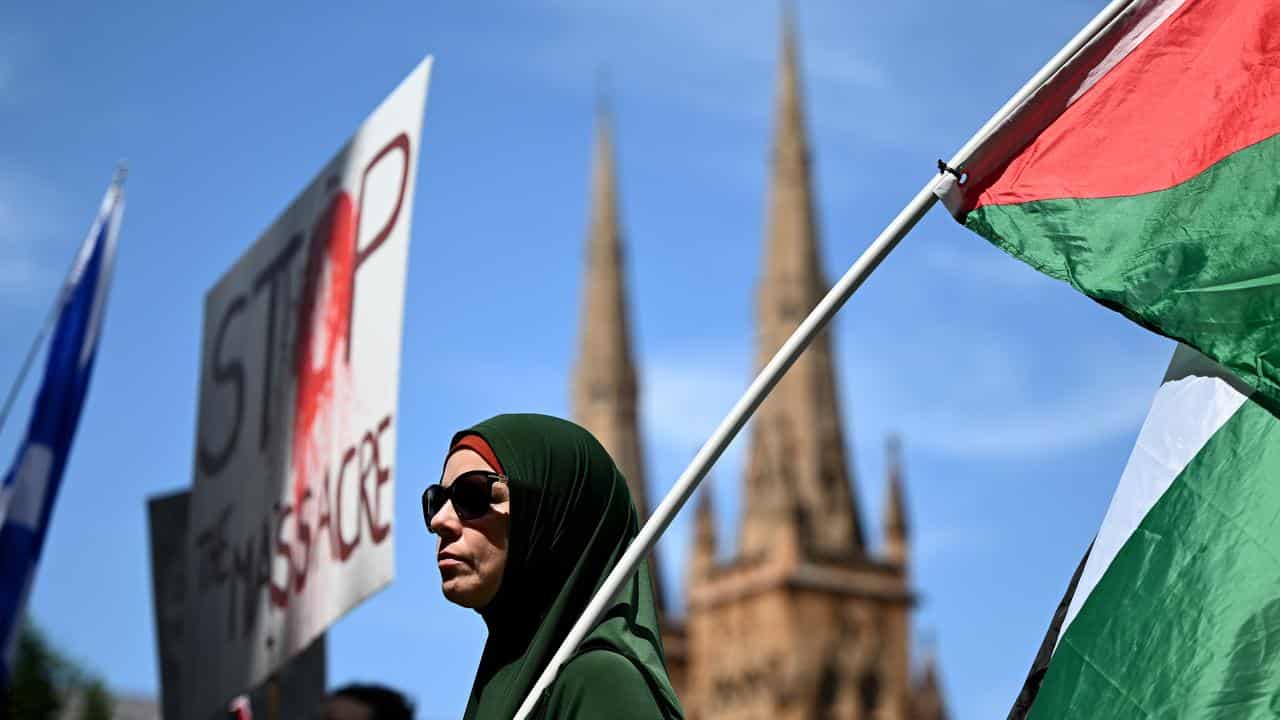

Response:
(571, 17), (948, 720)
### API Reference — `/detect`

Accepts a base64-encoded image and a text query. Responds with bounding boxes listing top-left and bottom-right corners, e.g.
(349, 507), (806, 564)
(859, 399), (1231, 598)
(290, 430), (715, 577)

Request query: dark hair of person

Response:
(331, 683), (414, 720)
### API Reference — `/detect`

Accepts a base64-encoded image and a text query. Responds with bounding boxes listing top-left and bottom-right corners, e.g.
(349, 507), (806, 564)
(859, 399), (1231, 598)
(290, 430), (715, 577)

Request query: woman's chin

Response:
(442, 580), (483, 608)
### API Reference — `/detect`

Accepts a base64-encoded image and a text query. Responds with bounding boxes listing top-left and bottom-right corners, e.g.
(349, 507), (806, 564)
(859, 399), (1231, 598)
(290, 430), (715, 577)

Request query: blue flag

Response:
(0, 174), (124, 682)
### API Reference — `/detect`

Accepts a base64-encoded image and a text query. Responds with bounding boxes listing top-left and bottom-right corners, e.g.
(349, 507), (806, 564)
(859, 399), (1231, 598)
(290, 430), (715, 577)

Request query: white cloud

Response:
(640, 349), (753, 574)
(846, 334), (1173, 460)
(642, 328), (1172, 471)
(641, 351), (750, 451)
(915, 524), (996, 562)
(900, 381), (1154, 458)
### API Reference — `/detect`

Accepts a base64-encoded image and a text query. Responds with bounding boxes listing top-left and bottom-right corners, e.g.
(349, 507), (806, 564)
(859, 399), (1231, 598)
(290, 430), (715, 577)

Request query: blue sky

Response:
(0, 2), (1176, 718)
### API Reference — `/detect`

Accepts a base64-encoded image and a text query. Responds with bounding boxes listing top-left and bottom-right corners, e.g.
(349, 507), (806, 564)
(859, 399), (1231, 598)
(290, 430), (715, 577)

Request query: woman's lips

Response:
(438, 553), (467, 570)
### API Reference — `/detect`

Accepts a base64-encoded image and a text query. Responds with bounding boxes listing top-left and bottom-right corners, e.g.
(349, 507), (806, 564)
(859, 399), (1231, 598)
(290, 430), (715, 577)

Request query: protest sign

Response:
(183, 57), (431, 719)
(149, 490), (326, 719)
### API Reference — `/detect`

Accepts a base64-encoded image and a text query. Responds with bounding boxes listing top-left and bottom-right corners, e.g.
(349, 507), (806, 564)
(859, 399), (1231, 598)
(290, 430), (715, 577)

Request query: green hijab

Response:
(454, 414), (683, 720)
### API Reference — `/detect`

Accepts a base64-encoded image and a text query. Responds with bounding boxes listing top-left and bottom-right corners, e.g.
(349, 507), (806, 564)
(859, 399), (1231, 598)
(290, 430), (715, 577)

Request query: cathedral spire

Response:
(738, 11), (865, 561)
(775, 1), (809, 175)
(571, 103), (666, 607)
(573, 101), (643, 510)
(913, 639), (949, 720)
(883, 435), (910, 566)
(688, 486), (717, 589)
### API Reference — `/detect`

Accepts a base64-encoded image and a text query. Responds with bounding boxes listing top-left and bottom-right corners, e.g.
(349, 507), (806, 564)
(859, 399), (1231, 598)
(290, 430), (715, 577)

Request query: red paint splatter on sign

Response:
(291, 188), (356, 515)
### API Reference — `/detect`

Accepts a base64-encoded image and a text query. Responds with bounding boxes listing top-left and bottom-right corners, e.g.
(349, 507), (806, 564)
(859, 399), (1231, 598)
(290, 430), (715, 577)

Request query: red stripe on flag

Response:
(973, 0), (1280, 210)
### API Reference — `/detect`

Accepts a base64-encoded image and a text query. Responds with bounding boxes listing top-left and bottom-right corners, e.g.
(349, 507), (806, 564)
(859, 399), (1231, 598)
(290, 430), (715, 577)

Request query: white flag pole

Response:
(514, 0), (1137, 716)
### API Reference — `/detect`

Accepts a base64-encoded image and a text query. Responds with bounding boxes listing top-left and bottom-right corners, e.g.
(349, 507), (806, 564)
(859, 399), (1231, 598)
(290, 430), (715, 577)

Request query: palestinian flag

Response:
(1007, 344), (1280, 718)
(939, 0), (1280, 409)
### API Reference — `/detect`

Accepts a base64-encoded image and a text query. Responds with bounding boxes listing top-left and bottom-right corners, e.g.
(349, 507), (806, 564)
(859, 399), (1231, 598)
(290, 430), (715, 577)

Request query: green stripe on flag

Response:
(966, 132), (1280, 409)
(1029, 397), (1280, 718)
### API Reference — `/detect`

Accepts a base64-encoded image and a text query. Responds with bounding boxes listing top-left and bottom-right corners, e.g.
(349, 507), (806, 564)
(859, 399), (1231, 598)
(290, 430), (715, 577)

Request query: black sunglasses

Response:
(422, 470), (504, 532)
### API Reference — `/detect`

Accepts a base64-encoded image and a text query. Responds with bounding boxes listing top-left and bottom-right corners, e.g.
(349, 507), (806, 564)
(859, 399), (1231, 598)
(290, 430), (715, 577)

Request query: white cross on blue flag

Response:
(0, 171), (124, 684)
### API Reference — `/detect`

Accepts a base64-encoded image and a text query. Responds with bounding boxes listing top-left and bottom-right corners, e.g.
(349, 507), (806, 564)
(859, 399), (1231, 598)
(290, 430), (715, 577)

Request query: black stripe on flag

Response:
(1007, 542), (1093, 720)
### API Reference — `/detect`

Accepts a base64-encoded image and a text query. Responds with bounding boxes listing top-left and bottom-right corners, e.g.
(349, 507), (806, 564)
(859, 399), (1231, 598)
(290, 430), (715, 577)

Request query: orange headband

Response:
(449, 433), (505, 475)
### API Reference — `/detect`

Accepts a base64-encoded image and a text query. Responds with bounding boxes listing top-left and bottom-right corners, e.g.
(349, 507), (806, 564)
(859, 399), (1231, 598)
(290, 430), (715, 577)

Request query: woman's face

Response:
(431, 448), (510, 608)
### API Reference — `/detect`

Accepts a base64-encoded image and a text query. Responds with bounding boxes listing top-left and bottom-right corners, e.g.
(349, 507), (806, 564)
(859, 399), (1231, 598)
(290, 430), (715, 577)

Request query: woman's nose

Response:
(429, 499), (462, 537)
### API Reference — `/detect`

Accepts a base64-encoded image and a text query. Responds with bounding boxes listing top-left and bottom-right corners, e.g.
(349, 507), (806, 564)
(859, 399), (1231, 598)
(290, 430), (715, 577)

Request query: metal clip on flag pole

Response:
(513, 0), (1140, 716)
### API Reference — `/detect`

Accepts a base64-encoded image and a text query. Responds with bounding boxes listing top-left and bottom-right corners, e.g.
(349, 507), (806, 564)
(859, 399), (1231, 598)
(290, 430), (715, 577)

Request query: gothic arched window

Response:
(859, 671), (881, 715)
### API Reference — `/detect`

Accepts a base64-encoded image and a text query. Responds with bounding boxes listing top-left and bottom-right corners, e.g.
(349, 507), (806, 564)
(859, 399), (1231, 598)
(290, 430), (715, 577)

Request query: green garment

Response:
(455, 414), (684, 720)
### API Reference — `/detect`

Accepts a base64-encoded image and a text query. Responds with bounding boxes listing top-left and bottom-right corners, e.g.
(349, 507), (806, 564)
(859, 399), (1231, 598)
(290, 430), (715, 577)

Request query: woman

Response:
(424, 413), (684, 719)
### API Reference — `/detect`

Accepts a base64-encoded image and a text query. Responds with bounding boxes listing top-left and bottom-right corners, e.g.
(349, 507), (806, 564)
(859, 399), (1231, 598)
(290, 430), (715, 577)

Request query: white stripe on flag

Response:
(78, 186), (123, 369)
(1057, 346), (1249, 645)
(8, 444), (54, 530)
